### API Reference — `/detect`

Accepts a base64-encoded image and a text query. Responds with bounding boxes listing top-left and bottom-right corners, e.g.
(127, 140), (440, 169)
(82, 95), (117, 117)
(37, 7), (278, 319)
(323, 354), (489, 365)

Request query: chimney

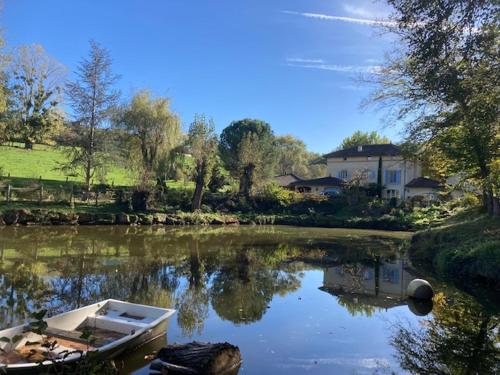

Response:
(357, 145), (363, 152)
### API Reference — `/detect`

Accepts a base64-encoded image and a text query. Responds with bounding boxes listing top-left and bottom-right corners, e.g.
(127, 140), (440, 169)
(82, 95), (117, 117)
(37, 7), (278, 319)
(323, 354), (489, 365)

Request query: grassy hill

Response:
(0, 143), (134, 187)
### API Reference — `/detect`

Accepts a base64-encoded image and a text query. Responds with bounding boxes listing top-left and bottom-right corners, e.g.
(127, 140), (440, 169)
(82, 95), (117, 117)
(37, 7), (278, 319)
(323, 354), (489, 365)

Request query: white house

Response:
(323, 144), (439, 200)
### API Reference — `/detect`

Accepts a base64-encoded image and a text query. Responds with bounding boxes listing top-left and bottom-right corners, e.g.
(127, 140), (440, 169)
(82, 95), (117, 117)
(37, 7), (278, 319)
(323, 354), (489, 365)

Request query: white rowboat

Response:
(0, 299), (175, 374)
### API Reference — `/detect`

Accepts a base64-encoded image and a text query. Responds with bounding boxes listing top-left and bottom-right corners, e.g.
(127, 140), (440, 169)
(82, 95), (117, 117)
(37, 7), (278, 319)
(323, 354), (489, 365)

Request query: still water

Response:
(0, 225), (498, 374)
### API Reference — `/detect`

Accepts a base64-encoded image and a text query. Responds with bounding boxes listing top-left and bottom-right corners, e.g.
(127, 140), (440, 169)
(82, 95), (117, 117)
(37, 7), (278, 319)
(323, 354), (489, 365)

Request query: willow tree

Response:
(10, 44), (66, 149)
(368, 0), (499, 214)
(339, 131), (390, 150)
(187, 114), (218, 211)
(65, 41), (120, 192)
(116, 90), (181, 180)
(219, 119), (275, 197)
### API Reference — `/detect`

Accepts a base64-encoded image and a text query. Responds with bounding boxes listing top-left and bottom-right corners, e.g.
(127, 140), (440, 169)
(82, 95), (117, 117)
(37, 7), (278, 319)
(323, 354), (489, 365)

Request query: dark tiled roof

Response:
(405, 177), (441, 189)
(289, 176), (345, 187)
(324, 144), (401, 158)
(273, 174), (303, 187)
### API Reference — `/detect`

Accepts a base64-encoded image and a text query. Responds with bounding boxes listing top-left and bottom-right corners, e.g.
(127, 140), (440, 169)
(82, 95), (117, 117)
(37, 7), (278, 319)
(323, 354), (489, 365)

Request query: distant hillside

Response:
(0, 143), (134, 186)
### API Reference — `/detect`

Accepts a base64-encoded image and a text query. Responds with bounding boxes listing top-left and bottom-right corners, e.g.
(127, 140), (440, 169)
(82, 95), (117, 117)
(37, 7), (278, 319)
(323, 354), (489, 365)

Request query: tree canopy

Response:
(338, 131), (390, 150)
(369, 0), (499, 214)
(219, 118), (275, 196)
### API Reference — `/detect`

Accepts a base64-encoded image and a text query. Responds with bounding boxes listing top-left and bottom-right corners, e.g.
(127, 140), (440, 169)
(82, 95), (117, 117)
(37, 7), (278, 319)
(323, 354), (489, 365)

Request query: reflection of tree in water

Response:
(0, 260), (52, 327)
(391, 292), (500, 375)
(211, 249), (301, 324)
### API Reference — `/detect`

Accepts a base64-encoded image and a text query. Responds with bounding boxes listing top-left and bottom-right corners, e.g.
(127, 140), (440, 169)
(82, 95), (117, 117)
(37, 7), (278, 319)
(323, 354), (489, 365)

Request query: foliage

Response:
(115, 90), (181, 176)
(187, 114), (218, 210)
(410, 208), (500, 285)
(338, 130), (390, 150)
(391, 292), (499, 374)
(9, 44), (66, 149)
(64, 40), (120, 191)
(274, 134), (326, 178)
(257, 183), (301, 209)
(369, 0), (499, 214)
(219, 118), (275, 196)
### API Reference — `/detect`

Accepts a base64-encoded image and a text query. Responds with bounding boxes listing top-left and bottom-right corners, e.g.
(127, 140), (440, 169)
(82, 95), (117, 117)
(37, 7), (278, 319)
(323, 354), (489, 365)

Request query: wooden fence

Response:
(0, 177), (121, 206)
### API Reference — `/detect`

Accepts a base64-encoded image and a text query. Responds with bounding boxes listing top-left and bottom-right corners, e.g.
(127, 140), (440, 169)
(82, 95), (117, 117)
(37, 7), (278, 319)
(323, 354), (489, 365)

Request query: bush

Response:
(255, 183), (301, 211)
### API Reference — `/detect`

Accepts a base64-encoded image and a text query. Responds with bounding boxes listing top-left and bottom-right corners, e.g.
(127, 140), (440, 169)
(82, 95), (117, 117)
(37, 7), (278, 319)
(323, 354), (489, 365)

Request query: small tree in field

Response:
(10, 44), (65, 149)
(187, 114), (218, 211)
(65, 41), (120, 192)
(116, 90), (181, 178)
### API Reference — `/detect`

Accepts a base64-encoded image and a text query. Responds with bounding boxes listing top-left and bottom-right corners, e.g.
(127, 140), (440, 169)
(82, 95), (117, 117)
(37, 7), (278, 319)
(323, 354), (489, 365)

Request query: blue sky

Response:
(3, 0), (398, 153)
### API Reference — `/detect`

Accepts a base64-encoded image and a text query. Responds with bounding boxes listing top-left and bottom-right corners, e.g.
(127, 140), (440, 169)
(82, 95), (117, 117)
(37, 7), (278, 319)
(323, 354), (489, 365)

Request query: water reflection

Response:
(0, 225), (497, 374)
(320, 256), (428, 316)
(392, 292), (500, 374)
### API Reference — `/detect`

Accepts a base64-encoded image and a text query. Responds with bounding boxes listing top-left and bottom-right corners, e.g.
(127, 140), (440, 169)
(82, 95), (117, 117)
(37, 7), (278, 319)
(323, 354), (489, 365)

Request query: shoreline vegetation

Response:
(1, 203), (498, 289)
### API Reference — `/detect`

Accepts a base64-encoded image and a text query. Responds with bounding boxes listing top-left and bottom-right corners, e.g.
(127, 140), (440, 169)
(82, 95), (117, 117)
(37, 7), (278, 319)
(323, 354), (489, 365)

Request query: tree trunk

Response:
(24, 140), (33, 150)
(239, 163), (255, 198)
(192, 162), (207, 211)
(151, 342), (241, 375)
(192, 180), (204, 211)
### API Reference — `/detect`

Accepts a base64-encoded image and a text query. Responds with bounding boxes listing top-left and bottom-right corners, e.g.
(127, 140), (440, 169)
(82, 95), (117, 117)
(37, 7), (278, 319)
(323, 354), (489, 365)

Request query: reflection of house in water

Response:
(320, 257), (417, 310)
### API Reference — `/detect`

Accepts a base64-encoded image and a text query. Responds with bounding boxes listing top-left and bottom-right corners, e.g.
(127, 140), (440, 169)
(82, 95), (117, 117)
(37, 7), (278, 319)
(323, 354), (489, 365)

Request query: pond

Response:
(0, 225), (498, 374)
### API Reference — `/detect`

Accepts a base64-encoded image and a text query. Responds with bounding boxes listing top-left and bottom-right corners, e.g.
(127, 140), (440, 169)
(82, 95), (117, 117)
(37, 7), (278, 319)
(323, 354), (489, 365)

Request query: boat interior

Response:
(0, 300), (167, 365)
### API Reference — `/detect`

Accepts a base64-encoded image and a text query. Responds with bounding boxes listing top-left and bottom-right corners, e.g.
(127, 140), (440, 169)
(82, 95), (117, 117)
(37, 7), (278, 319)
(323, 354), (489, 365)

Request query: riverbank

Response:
(0, 205), (419, 230)
(410, 209), (500, 289)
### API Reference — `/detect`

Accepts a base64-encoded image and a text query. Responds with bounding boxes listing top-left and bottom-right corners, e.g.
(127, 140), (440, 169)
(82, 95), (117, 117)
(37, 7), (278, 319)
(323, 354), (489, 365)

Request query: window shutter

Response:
(396, 170), (401, 184)
(384, 170), (389, 184)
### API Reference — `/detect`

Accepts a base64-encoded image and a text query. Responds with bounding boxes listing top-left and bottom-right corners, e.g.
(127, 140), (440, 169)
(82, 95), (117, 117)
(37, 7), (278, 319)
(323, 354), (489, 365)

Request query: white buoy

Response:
(407, 279), (434, 300)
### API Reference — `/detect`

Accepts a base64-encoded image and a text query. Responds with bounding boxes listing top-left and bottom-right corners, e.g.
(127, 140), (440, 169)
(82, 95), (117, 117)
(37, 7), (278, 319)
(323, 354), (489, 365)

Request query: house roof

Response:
(273, 173), (303, 187)
(323, 144), (401, 159)
(289, 176), (345, 187)
(405, 177), (441, 189)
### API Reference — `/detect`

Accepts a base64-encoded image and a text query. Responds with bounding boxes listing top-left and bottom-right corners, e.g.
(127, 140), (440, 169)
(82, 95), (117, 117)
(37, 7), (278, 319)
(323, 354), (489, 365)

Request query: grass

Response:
(0, 143), (134, 186)
(410, 208), (500, 287)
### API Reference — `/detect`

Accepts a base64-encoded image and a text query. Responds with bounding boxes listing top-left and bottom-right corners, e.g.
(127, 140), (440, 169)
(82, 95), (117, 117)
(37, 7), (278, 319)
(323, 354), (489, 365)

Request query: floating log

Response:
(149, 342), (241, 375)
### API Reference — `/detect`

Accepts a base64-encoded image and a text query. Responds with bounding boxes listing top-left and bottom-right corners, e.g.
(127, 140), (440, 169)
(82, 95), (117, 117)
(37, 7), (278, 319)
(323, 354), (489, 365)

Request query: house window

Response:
(385, 170), (401, 184)
(338, 170), (348, 179)
(386, 189), (400, 199)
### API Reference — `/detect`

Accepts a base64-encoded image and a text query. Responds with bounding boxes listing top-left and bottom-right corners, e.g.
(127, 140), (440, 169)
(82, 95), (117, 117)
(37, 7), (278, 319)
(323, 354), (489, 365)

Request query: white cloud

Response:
(283, 10), (395, 27)
(285, 61), (383, 74)
(286, 57), (325, 64)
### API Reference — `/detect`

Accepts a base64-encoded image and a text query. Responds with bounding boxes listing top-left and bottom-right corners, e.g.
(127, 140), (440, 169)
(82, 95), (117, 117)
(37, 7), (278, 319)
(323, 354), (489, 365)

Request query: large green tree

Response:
(219, 119), (275, 197)
(10, 45), (65, 149)
(187, 114), (218, 211)
(116, 90), (181, 179)
(65, 41), (120, 192)
(370, 0), (499, 214)
(274, 134), (326, 178)
(339, 130), (390, 150)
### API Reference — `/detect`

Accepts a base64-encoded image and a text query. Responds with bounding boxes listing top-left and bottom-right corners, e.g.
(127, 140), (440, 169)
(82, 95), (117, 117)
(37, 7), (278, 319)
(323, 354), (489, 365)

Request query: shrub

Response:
(255, 183), (301, 210)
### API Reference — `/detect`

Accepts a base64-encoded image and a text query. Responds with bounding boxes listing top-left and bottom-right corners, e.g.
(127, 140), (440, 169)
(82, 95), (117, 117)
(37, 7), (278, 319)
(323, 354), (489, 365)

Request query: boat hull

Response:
(0, 300), (174, 374)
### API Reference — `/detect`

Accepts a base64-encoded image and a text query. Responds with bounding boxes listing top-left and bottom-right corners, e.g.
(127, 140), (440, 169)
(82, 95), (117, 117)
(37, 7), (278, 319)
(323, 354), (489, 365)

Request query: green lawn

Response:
(0, 143), (134, 186)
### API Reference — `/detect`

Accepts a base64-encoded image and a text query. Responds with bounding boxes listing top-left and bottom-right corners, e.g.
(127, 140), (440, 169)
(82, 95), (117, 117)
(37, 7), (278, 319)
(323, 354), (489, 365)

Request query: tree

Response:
(369, 0), (499, 214)
(187, 114), (218, 211)
(219, 119), (275, 197)
(10, 45), (65, 149)
(116, 90), (181, 177)
(65, 41), (120, 192)
(339, 130), (390, 150)
(274, 135), (326, 178)
(0, 33), (10, 143)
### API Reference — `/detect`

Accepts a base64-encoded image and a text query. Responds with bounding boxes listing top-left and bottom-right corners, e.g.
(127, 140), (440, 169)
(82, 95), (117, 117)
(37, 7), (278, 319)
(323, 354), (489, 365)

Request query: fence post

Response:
(39, 184), (44, 204)
(70, 184), (75, 209)
(38, 176), (43, 204)
(6, 184), (11, 202)
(95, 189), (98, 206)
